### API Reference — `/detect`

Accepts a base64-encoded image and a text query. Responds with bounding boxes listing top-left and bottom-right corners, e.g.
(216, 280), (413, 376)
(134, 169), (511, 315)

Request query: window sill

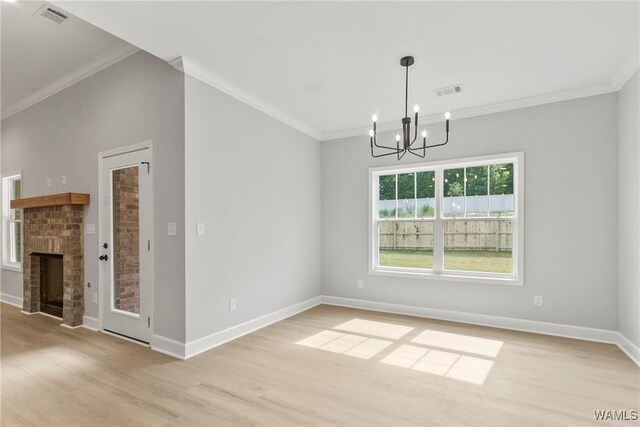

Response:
(370, 267), (523, 286)
(2, 264), (22, 273)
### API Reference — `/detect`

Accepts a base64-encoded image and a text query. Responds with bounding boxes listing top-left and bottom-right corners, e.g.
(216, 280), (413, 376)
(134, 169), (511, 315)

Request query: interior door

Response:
(99, 148), (152, 343)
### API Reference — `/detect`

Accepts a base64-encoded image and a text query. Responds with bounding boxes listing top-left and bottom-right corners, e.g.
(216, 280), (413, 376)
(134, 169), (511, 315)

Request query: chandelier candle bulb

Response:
(395, 134), (401, 142)
(422, 130), (427, 139)
(413, 105), (420, 113)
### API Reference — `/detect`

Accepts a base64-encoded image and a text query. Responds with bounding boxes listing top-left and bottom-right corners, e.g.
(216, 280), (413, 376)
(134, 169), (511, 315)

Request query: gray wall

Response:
(322, 93), (619, 330)
(1, 51), (186, 342)
(184, 75), (321, 343)
(618, 71), (639, 346)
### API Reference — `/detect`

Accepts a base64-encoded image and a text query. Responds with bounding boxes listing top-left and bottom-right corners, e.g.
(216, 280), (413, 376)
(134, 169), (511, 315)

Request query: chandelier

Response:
(369, 56), (451, 159)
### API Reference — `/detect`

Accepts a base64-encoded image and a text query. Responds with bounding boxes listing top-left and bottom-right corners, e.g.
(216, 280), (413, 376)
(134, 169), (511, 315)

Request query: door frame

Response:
(97, 141), (155, 342)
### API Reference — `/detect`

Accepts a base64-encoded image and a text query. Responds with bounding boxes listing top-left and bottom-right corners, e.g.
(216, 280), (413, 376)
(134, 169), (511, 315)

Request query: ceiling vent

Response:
(434, 84), (463, 97)
(33, 5), (69, 26)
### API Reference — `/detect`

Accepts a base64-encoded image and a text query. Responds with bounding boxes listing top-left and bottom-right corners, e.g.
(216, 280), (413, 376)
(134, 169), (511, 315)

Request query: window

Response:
(2, 172), (22, 271)
(370, 153), (523, 284)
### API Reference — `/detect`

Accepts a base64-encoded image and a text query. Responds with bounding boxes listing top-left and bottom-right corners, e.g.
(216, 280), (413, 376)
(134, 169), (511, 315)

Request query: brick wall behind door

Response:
(112, 167), (140, 314)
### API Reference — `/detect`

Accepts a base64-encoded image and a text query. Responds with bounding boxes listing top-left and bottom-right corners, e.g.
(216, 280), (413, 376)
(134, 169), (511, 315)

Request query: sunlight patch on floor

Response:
(344, 338), (393, 359)
(334, 318), (414, 339)
(320, 333), (368, 353)
(411, 329), (503, 357)
(296, 318), (502, 385)
(382, 346), (494, 384)
(446, 355), (494, 384)
(297, 330), (393, 360)
(413, 349), (460, 375)
(296, 330), (344, 348)
(381, 344), (429, 368)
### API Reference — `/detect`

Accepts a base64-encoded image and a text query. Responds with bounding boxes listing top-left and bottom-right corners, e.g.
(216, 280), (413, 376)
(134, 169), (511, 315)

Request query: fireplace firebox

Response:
(37, 254), (63, 318)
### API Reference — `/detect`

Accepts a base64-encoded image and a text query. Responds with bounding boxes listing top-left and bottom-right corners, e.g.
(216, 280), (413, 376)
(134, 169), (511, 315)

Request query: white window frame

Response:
(2, 171), (23, 272)
(369, 152), (524, 286)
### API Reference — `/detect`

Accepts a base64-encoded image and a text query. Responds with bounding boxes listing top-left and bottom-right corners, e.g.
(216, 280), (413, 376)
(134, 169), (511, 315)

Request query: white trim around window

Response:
(2, 170), (23, 272)
(369, 152), (524, 286)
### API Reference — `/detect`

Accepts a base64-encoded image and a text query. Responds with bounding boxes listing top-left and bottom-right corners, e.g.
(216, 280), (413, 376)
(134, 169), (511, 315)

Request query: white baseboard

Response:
(1, 293), (23, 308)
(617, 332), (640, 366)
(151, 334), (186, 359)
(321, 295), (640, 366)
(60, 323), (82, 329)
(82, 316), (99, 331)
(322, 296), (619, 344)
(138, 295), (640, 366)
(184, 296), (323, 359)
(10, 291), (631, 367)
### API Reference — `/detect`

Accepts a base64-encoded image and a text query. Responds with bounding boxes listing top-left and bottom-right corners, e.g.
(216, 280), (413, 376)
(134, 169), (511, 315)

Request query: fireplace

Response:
(37, 254), (64, 318)
(11, 193), (90, 327)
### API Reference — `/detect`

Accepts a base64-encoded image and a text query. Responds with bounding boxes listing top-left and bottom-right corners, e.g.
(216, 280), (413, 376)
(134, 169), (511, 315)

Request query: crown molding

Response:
(179, 56), (323, 141)
(1, 43), (140, 121)
(611, 47), (639, 91)
(323, 47), (639, 141)
(168, 56), (184, 73)
(321, 83), (617, 141)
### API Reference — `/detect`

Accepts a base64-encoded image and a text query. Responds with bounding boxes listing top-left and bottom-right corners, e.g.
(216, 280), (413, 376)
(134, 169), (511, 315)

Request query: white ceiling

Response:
(1, 1), (133, 114)
(18, 2), (640, 139)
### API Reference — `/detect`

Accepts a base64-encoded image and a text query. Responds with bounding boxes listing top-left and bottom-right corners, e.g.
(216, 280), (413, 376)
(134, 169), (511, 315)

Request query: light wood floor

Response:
(1, 303), (638, 426)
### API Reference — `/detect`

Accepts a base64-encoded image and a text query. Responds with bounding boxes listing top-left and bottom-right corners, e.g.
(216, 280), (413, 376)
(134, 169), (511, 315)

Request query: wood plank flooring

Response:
(1, 302), (638, 426)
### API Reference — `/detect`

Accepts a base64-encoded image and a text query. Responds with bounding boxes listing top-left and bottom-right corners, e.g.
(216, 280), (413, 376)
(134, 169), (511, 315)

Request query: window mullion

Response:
(463, 167), (467, 217)
(433, 167), (444, 273)
(511, 217), (518, 278)
(373, 175), (380, 271)
(414, 172), (417, 219)
(394, 174), (398, 219)
(488, 165), (491, 214)
(374, 219), (379, 270)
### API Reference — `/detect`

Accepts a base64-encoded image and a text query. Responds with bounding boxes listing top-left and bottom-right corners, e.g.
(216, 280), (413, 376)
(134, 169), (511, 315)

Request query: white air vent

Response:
(33, 5), (69, 26)
(434, 84), (463, 97)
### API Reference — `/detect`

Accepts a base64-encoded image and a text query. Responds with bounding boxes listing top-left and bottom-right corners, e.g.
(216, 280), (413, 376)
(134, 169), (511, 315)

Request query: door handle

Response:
(99, 254), (109, 261)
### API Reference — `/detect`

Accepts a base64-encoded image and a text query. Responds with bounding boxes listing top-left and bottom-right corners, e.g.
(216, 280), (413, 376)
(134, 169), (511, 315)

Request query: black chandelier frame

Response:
(370, 56), (450, 160)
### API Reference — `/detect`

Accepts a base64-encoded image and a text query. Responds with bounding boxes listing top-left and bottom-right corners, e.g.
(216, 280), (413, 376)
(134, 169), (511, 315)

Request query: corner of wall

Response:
(617, 69), (640, 351)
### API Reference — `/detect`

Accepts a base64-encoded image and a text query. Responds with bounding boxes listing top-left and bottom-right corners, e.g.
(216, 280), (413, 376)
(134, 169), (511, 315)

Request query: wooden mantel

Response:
(11, 193), (90, 210)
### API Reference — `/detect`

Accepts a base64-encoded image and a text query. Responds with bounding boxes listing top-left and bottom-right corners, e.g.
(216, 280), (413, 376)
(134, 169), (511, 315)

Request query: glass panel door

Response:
(112, 166), (140, 315)
(100, 146), (151, 343)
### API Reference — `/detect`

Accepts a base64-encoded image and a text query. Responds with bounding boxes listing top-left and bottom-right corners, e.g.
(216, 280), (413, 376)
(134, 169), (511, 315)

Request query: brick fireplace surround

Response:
(12, 193), (89, 327)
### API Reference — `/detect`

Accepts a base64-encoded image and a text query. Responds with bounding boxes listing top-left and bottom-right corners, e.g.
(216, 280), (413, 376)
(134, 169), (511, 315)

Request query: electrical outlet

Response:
(357, 279), (364, 289)
(61, 175), (66, 185)
(229, 298), (236, 311)
(534, 295), (543, 306)
(86, 224), (95, 235)
(167, 223), (177, 236)
(93, 293), (98, 304)
(46, 178), (51, 188)
(196, 222), (205, 236)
